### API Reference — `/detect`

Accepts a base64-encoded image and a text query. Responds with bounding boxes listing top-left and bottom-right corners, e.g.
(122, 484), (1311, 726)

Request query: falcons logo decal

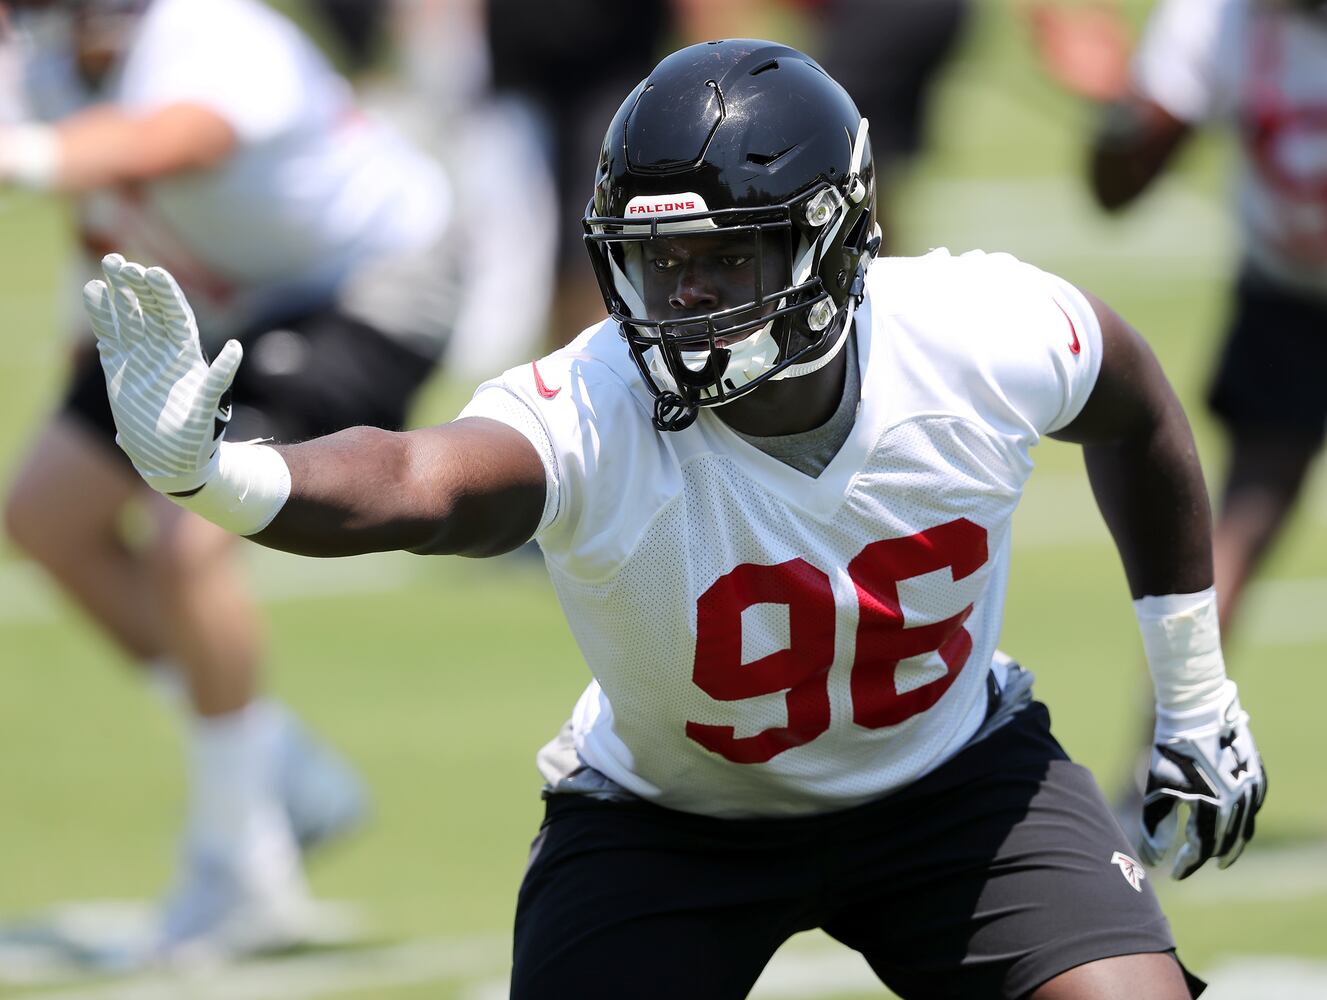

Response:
(1111, 851), (1147, 892)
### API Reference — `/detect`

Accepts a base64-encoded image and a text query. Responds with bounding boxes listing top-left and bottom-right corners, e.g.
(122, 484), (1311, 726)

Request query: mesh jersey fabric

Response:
(460, 249), (1103, 817)
(1134, 0), (1327, 298)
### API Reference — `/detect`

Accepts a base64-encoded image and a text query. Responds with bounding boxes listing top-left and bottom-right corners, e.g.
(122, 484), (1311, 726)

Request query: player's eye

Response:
(720, 254), (753, 268)
(649, 256), (680, 272)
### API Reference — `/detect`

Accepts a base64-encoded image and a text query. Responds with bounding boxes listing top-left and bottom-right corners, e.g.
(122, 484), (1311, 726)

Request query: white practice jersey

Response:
(13, 0), (450, 339)
(462, 250), (1103, 818)
(1135, 0), (1327, 296)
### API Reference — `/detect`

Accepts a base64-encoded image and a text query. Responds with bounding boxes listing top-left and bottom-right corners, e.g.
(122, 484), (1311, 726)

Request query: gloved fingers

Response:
(101, 255), (144, 343)
(201, 339), (243, 417)
(83, 279), (119, 347)
(1214, 793), (1247, 866)
(1251, 757), (1268, 813)
(1216, 832), (1249, 871)
(1241, 795), (1258, 850)
(144, 265), (200, 350)
(99, 252), (127, 289)
(1173, 798), (1217, 879)
(1172, 840), (1200, 880)
(1138, 792), (1177, 866)
(115, 259), (173, 348)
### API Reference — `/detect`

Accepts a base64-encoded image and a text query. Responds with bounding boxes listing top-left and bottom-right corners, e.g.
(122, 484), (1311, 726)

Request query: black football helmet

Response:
(584, 39), (880, 432)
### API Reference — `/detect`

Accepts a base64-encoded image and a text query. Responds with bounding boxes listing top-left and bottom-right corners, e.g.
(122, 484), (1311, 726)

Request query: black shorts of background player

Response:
(64, 306), (436, 459)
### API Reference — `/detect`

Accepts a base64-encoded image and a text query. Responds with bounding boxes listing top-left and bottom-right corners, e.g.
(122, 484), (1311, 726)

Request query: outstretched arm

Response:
(0, 103), (236, 192)
(1052, 291), (1266, 880)
(84, 253), (546, 560)
(259, 419), (545, 558)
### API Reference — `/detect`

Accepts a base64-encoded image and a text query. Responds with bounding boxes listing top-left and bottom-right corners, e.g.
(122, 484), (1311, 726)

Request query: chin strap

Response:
(653, 390), (699, 432)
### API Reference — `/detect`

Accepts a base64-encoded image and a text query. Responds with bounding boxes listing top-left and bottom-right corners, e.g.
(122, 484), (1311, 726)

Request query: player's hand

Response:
(1022, 1), (1132, 103)
(82, 253), (242, 495)
(1140, 680), (1266, 879)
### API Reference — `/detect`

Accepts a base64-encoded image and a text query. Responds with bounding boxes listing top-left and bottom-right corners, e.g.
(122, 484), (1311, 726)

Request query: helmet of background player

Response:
(584, 39), (880, 432)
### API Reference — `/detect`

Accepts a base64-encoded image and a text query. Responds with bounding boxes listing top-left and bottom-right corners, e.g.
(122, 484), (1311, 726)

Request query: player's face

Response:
(638, 231), (789, 347)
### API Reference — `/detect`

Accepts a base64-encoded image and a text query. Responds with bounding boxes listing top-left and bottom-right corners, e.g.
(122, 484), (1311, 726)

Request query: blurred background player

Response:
(306, 0), (675, 344)
(304, 0), (971, 351)
(1029, 0), (1327, 641)
(0, 0), (456, 962)
(312, 0), (559, 383)
(800, 0), (971, 254)
(1028, 0), (1327, 832)
(477, 0), (674, 341)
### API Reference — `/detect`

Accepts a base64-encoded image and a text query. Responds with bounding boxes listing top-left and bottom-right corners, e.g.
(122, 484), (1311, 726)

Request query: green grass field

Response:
(2, 4), (1326, 998)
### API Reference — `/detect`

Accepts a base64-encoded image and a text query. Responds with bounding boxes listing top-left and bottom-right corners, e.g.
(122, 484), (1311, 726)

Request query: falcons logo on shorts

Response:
(1110, 851), (1146, 892)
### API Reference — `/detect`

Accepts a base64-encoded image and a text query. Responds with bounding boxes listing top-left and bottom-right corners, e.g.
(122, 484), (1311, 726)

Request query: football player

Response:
(0, 0), (456, 961)
(84, 40), (1263, 998)
(1031, 0), (1327, 637)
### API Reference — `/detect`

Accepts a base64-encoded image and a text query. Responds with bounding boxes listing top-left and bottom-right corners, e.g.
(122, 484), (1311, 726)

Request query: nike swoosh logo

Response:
(1054, 300), (1081, 356)
(532, 359), (560, 399)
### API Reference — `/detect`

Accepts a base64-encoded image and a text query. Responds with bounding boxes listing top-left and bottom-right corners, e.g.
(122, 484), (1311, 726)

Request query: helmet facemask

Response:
(585, 122), (874, 431)
(583, 41), (879, 431)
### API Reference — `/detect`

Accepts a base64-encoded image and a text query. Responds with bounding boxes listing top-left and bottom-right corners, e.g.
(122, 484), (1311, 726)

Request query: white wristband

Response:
(0, 123), (60, 189)
(170, 441), (291, 536)
(1134, 587), (1229, 716)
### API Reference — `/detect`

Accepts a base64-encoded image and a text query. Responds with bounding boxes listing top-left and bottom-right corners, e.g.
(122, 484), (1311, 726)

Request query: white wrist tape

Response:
(1134, 587), (1229, 716)
(0, 123), (60, 189)
(170, 441), (291, 536)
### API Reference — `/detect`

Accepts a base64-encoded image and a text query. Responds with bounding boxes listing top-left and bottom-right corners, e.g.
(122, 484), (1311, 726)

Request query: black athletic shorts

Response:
(513, 702), (1205, 1000)
(1209, 269), (1327, 444)
(64, 306), (437, 468)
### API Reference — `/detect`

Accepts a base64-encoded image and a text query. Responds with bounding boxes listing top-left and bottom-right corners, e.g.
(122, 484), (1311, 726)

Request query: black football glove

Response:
(1140, 680), (1267, 879)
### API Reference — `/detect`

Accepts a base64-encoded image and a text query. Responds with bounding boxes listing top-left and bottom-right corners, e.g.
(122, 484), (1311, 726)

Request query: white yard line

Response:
(4, 843), (1325, 999)
(7, 930), (1327, 1000)
(3, 937), (508, 1000)
(1202, 956), (1327, 1000)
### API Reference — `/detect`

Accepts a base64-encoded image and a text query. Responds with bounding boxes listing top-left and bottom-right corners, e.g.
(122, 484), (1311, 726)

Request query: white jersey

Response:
(462, 250), (1103, 818)
(1135, 0), (1327, 296)
(14, 0), (450, 339)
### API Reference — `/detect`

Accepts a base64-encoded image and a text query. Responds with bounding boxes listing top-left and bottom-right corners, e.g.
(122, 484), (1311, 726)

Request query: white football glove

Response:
(83, 253), (242, 495)
(1140, 680), (1267, 880)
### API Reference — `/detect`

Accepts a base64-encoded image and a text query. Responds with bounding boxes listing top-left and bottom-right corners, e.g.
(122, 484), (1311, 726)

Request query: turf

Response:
(1, 3), (1324, 998)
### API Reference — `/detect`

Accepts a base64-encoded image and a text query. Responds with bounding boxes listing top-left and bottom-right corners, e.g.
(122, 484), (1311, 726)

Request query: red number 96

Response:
(686, 518), (988, 763)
